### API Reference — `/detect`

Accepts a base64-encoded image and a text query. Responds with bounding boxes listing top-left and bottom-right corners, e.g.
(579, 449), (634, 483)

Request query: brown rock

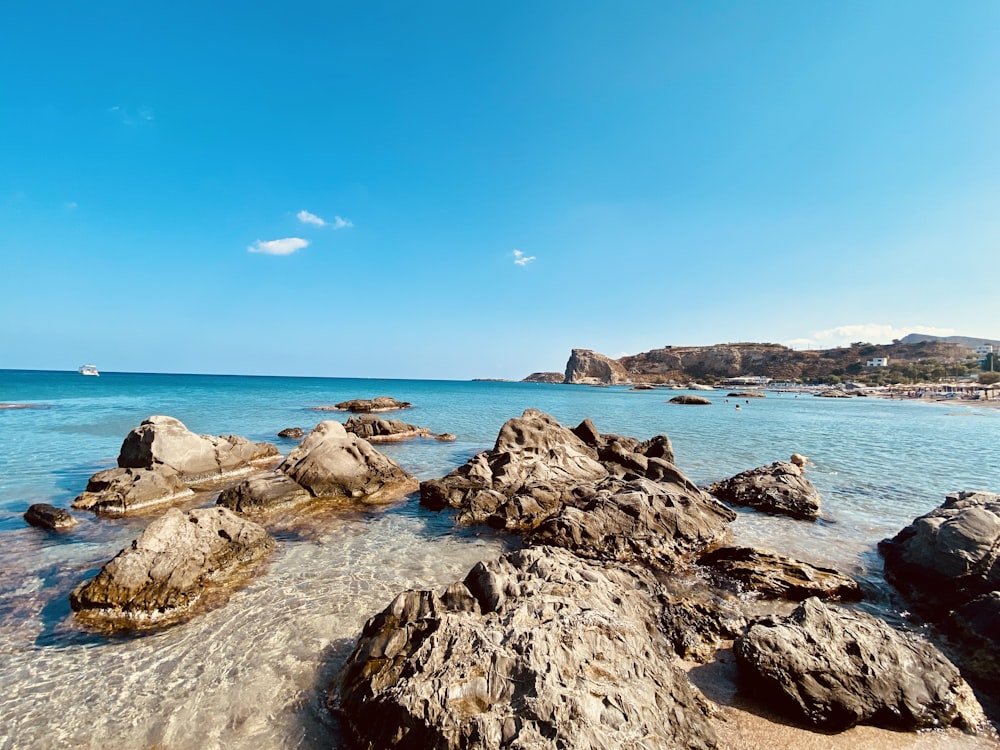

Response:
(24, 503), (77, 531)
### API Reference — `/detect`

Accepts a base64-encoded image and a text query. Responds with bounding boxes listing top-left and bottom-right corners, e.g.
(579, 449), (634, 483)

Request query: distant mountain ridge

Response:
(529, 333), (995, 385)
(899, 333), (1000, 348)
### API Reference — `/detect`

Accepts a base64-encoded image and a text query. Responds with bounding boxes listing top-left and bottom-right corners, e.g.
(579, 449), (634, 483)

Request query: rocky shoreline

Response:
(25, 402), (1000, 746)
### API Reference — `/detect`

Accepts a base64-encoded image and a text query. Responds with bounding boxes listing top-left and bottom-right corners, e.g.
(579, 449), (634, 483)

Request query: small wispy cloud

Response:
(513, 249), (536, 266)
(297, 210), (326, 226)
(786, 323), (958, 349)
(248, 237), (310, 256)
(332, 215), (353, 229)
(107, 104), (155, 126)
(64, 201), (78, 210)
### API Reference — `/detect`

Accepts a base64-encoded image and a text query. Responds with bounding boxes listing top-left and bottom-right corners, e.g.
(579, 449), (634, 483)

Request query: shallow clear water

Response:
(1, 370), (998, 749)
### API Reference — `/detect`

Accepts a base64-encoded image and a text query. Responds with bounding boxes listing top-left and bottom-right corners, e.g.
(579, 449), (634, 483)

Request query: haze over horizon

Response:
(3, 3), (999, 380)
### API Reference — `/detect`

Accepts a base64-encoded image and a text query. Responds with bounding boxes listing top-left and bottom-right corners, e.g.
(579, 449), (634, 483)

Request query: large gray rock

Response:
(216, 471), (312, 514)
(880, 490), (1000, 614)
(706, 461), (821, 520)
(734, 597), (984, 732)
(947, 592), (1000, 686)
(72, 466), (193, 515)
(529, 477), (735, 569)
(117, 415), (279, 482)
(334, 546), (719, 750)
(420, 409), (608, 528)
(669, 395), (712, 405)
(69, 506), (274, 628)
(279, 420), (417, 503)
(699, 547), (861, 601)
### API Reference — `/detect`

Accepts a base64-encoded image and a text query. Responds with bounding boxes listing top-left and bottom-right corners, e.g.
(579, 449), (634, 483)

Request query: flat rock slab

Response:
(734, 597), (985, 732)
(699, 547), (861, 601)
(334, 546), (719, 750)
(669, 395), (712, 405)
(880, 490), (1000, 614)
(344, 414), (432, 442)
(72, 466), (193, 515)
(24, 503), (77, 531)
(70, 506), (274, 629)
(707, 461), (821, 520)
(216, 471), (312, 514)
(315, 396), (412, 413)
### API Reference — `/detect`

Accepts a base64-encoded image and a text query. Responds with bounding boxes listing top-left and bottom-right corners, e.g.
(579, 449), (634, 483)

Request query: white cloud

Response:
(332, 215), (353, 229)
(297, 209), (326, 226)
(248, 237), (310, 256)
(64, 201), (78, 210)
(785, 323), (958, 350)
(513, 249), (536, 266)
(107, 104), (154, 126)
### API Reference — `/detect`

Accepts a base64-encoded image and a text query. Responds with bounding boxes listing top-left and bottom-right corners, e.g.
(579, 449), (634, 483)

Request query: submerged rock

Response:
(334, 546), (719, 750)
(734, 597), (984, 732)
(70, 506), (274, 628)
(706, 461), (821, 520)
(699, 547), (861, 601)
(117, 415), (279, 482)
(24, 503), (77, 531)
(72, 466), (193, 515)
(317, 396), (412, 413)
(669, 395), (712, 405)
(880, 490), (1000, 614)
(343, 414), (432, 442)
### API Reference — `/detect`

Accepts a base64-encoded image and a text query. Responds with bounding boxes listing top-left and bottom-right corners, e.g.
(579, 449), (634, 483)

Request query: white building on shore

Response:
(866, 357), (889, 368)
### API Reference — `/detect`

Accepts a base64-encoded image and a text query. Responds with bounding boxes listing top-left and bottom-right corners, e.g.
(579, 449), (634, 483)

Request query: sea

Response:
(1, 369), (998, 750)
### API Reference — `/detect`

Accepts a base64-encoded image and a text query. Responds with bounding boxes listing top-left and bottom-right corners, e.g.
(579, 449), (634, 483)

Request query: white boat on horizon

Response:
(78, 365), (100, 377)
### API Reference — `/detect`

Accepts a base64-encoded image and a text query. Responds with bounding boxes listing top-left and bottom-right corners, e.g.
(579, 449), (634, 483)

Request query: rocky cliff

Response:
(563, 349), (628, 384)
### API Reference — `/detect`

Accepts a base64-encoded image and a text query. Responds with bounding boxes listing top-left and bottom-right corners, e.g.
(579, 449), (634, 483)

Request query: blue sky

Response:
(2, 2), (999, 379)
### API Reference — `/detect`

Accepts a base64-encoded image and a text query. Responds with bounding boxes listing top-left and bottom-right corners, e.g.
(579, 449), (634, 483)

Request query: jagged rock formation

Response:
(734, 597), (984, 732)
(707, 461), (821, 520)
(333, 547), (719, 750)
(70, 506), (274, 629)
(564, 349), (628, 385)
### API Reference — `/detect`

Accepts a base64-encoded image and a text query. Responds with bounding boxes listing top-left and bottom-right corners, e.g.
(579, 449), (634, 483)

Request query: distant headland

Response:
(523, 333), (1000, 386)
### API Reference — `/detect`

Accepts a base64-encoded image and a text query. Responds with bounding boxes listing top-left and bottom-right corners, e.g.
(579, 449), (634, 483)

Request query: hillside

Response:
(899, 333), (1000, 349)
(545, 337), (986, 385)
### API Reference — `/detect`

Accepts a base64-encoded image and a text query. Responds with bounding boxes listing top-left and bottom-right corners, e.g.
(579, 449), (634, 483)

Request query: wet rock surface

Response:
(23, 503), (77, 531)
(699, 547), (861, 601)
(334, 546), (719, 750)
(880, 490), (1000, 614)
(72, 466), (193, 515)
(343, 414), (433, 442)
(70, 506), (274, 628)
(707, 461), (821, 520)
(734, 597), (984, 732)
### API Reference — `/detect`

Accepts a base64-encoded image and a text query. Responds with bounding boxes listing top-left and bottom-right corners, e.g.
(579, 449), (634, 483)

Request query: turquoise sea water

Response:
(1, 369), (999, 749)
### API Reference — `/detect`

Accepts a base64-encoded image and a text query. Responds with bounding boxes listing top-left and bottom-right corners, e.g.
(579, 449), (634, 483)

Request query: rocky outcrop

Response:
(316, 396), (412, 413)
(420, 409), (608, 528)
(521, 371), (564, 384)
(216, 471), (312, 514)
(118, 416), (279, 482)
(947, 593), (1000, 686)
(23, 503), (77, 531)
(669, 395), (712, 405)
(734, 597), (984, 732)
(879, 490), (1000, 614)
(564, 349), (628, 385)
(344, 414), (432, 442)
(70, 507), (274, 629)
(333, 546), (719, 750)
(72, 466), (193, 515)
(727, 391), (766, 398)
(706, 461), (821, 520)
(657, 579), (748, 663)
(699, 547), (861, 601)
(529, 477), (735, 569)
(277, 427), (304, 439)
(280, 421), (417, 502)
